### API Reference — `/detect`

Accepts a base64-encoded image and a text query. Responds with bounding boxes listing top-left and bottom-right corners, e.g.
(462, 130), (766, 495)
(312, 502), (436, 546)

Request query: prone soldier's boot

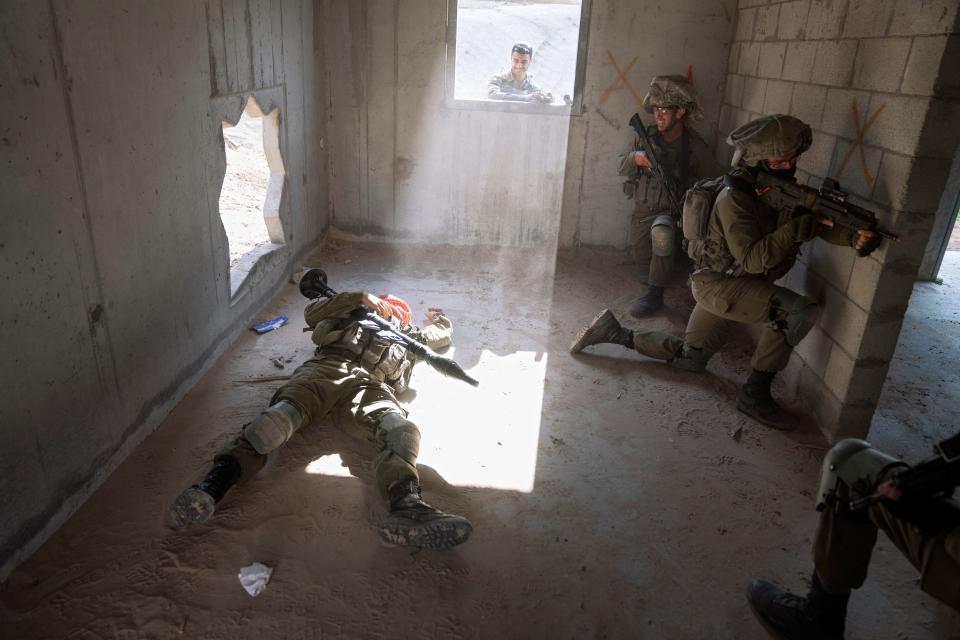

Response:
(747, 572), (849, 640)
(379, 478), (473, 550)
(628, 285), (664, 318)
(737, 369), (796, 431)
(171, 455), (242, 527)
(569, 309), (635, 354)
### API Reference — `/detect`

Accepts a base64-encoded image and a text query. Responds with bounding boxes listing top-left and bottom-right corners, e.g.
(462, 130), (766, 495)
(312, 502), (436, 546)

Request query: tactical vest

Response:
(315, 316), (416, 394)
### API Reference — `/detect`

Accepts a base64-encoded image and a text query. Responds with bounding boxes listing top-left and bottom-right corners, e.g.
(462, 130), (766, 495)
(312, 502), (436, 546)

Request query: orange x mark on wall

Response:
(598, 50), (642, 107)
(834, 97), (886, 187)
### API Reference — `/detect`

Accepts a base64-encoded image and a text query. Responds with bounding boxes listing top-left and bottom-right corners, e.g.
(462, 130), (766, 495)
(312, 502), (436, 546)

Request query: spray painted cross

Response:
(834, 97), (886, 187)
(598, 51), (642, 107)
(598, 52), (695, 108)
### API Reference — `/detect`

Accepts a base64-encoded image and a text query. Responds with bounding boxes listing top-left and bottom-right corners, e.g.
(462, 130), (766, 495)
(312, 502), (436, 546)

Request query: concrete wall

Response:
(322, 0), (738, 249)
(0, 0), (327, 580)
(718, 0), (960, 440)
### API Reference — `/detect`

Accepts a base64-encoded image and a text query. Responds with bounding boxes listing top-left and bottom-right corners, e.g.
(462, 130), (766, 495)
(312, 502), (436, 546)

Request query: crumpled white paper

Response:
(238, 562), (273, 597)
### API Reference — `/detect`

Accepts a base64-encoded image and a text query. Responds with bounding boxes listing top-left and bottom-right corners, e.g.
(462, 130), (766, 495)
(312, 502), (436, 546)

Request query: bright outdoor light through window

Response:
(218, 97), (286, 296)
(452, 0), (583, 105)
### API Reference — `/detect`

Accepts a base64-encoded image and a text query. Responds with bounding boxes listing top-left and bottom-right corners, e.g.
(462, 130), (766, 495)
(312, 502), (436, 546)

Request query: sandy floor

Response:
(1, 239), (957, 639)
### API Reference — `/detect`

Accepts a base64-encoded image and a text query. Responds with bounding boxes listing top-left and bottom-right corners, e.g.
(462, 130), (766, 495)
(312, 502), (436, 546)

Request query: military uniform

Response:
(223, 291), (452, 491)
(747, 438), (960, 638)
(620, 75), (717, 316)
(630, 176), (856, 374)
(487, 70), (543, 101)
(172, 291), (472, 549)
(618, 124), (715, 286)
(813, 483), (960, 609)
(571, 115), (882, 430)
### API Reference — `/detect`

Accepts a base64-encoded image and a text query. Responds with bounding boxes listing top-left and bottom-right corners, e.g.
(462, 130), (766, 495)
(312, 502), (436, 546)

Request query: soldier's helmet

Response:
(642, 75), (703, 122)
(726, 114), (812, 166)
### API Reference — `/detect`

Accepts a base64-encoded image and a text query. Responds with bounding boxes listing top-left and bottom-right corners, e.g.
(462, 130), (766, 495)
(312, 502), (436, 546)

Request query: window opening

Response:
(219, 97), (286, 296)
(447, 0), (589, 112)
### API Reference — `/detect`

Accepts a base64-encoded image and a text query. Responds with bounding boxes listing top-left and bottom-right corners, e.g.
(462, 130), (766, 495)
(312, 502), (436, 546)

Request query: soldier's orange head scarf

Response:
(378, 294), (412, 325)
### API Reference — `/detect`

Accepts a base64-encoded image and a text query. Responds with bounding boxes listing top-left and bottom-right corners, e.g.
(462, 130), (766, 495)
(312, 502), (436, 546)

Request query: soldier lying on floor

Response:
(170, 290), (473, 550)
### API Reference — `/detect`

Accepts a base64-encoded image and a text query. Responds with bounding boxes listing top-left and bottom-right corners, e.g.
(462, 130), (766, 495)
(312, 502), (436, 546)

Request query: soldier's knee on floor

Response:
(772, 291), (819, 346)
(651, 214), (676, 257)
(377, 412), (421, 467)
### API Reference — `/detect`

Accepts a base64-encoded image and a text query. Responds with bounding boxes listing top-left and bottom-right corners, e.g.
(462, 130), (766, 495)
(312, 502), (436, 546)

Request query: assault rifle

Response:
(298, 268), (479, 387)
(755, 173), (898, 247)
(628, 113), (684, 214)
(851, 432), (960, 511)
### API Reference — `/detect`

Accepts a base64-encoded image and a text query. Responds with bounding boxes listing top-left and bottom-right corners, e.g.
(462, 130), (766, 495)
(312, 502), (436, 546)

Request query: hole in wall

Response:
(219, 97), (286, 297)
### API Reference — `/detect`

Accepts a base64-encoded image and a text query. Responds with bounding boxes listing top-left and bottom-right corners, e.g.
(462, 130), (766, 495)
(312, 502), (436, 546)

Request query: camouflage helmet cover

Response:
(726, 114), (813, 166)
(642, 75), (703, 122)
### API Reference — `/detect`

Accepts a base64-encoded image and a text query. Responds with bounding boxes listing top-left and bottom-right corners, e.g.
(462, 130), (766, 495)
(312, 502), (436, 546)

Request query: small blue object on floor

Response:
(251, 315), (288, 334)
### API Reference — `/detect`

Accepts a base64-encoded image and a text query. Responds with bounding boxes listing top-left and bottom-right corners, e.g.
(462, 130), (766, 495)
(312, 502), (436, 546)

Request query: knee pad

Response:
(772, 290), (819, 346)
(377, 412), (421, 467)
(668, 345), (712, 372)
(243, 400), (307, 455)
(815, 439), (909, 511)
(651, 214), (676, 258)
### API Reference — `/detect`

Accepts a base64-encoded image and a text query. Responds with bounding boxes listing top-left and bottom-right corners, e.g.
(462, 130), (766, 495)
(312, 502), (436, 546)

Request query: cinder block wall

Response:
(0, 0), (328, 581)
(717, 0), (960, 440)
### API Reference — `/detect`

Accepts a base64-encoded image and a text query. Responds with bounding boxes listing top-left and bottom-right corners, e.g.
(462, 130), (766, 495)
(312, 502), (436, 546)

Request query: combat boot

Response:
(569, 309), (635, 354)
(379, 478), (473, 550)
(737, 369), (796, 431)
(628, 285), (664, 317)
(170, 455), (242, 528)
(747, 572), (849, 640)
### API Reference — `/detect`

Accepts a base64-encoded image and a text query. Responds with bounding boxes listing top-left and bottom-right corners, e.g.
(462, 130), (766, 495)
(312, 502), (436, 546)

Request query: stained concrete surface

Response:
(1, 239), (958, 639)
(871, 248), (960, 460)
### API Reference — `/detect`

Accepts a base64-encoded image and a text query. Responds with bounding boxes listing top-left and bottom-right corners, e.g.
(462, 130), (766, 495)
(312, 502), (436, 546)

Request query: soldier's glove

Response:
(855, 232), (882, 257)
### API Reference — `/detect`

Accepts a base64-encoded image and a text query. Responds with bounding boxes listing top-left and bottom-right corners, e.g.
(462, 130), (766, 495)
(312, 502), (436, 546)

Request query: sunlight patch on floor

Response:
(305, 453), (355, 478)
(408, 348), (546, 492)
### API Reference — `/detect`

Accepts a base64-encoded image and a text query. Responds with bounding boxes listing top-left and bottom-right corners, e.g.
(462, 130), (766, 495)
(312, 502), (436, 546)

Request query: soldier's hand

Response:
(633, 151), (652, 169)
(854, 229), (881, 257)
(877, 479), (902, 501)
(362, 292), (394, 319)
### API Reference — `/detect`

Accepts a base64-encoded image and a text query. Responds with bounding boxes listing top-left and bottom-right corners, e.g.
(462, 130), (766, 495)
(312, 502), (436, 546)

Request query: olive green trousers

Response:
(814, 488), (960, 610)
(223, 355), (419, 492)
(632, 272), (800, 372)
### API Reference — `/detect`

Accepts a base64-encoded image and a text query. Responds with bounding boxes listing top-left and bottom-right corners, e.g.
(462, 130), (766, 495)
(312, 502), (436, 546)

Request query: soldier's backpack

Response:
(681, 172), (755, 264)
(681, 176), (726, 262)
